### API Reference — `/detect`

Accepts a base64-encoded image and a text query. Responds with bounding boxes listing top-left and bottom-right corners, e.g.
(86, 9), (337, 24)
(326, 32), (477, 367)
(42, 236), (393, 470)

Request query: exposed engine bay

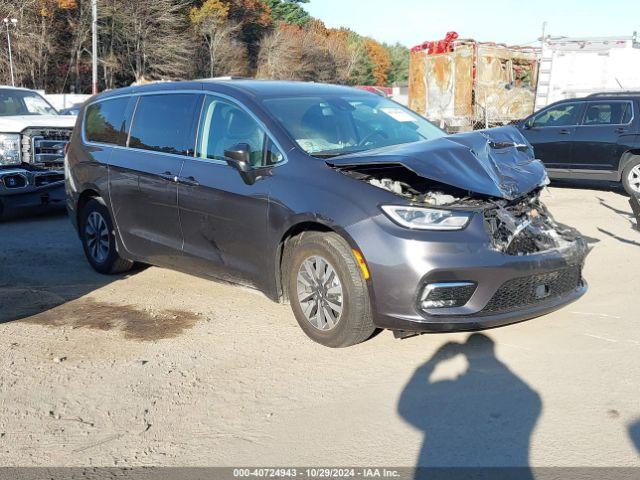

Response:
(332, 162), (583, 256)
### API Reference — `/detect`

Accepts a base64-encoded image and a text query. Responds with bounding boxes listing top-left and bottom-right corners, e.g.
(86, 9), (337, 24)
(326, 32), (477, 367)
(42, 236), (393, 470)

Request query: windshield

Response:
(262, 94), (445, 157)
(0, 89), (58, 116)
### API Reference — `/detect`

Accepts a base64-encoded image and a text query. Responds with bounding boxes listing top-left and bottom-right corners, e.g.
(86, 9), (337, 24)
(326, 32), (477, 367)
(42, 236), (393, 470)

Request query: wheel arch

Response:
(76, 188), (102, 228)
(274, 219), (364, 303)
(619, 150), (640, 179)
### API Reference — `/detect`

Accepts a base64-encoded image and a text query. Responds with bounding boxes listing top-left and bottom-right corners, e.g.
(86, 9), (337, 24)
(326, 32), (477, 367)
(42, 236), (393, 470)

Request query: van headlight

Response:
(0, 133), (21, 166)
(381, 205), (472, 230)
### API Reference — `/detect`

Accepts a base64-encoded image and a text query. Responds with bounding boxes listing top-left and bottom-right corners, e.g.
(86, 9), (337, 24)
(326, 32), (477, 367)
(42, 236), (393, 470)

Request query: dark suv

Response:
(66, 80), (588, 347)
(516, 93), (640, 195)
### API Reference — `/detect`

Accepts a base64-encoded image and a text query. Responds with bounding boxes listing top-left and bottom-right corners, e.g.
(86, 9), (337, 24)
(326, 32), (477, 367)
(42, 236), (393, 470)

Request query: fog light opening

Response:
(420, 282), (476, 310)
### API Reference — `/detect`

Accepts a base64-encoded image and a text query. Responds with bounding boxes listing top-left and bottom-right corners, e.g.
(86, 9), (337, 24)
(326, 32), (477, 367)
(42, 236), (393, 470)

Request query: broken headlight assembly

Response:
(381, 205), (472, 231)
(0, 133), (21, 166)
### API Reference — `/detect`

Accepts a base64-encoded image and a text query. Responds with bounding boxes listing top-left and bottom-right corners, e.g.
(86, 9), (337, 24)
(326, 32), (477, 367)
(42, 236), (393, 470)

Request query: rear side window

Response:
(532, 103), (582, 127)
(84, 97), (129, 145)
(128, 94), (199, 156)
(583, 102), (633, 125)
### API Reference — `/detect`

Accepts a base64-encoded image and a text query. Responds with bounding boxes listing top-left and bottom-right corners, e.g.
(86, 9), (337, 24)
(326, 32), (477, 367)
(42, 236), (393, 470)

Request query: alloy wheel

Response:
(84, 211), (110, 263)
(629, 165), (640, 194)
(296, 255), (344, 331)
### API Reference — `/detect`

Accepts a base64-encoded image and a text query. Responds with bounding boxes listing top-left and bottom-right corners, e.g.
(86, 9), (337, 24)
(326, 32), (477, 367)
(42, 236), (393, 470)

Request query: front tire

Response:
(79, 198), (133, 274)
(286, 232), (375, 348)
(622, 156), (640, 196)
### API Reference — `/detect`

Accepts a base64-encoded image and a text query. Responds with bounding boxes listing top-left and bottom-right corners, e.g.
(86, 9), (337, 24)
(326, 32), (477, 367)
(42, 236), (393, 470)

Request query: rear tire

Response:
(79, 198), (133, 274)
(286, 232), (375, 348)
(622, 156), (640, 196)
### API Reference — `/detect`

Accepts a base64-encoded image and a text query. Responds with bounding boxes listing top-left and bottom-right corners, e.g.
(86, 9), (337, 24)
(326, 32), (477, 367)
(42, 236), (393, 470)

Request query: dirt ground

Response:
(1, 182), (639, 468)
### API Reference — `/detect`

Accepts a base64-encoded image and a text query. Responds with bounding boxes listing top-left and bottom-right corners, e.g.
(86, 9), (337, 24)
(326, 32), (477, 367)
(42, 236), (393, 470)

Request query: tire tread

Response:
(622, 155), (640, 196)
(287, 231), (375, 348)
(80, 198), (133, 275)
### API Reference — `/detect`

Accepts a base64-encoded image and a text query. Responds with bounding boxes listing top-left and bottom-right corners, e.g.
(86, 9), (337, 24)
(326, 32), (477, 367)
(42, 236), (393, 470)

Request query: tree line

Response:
(0, 0), (410, 93)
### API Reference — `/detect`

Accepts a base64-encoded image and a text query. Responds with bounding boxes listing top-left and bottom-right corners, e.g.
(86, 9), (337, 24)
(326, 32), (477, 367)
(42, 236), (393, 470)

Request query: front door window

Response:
(532, 103), (582, 127)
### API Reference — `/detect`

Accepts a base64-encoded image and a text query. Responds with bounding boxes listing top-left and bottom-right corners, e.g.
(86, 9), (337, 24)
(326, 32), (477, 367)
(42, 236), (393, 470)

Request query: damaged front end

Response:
(483, 194), (585, 256)
(328, 126), (588, 258)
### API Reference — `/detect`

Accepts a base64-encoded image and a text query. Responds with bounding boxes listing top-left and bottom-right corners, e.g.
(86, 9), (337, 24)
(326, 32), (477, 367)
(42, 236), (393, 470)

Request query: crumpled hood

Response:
(0, 115), (76, 133)
(328, 126), (547, 200)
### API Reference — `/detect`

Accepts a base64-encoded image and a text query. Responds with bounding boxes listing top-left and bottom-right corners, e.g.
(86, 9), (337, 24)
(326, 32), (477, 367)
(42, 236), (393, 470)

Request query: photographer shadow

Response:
(398, 333), (541, 479)
(630, 419), (640, 455)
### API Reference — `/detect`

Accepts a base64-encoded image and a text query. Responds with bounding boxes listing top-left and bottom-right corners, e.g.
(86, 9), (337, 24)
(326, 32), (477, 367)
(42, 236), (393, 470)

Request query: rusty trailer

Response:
(409, 32), (539, 132)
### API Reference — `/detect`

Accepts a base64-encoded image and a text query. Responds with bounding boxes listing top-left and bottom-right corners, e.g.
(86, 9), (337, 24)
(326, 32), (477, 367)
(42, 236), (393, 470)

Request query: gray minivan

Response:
(66, 80), (589, 347)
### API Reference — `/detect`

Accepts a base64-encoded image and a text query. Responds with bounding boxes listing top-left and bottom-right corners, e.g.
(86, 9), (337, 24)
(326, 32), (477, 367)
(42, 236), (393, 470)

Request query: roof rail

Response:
(588, 91), (640, 97)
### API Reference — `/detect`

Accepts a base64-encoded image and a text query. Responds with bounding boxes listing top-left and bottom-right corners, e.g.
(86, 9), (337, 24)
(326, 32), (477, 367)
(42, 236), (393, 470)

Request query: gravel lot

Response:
(0, 183), (639, 468)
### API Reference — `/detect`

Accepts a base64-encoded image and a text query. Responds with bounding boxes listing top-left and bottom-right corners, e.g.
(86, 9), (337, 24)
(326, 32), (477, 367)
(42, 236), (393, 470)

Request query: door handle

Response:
(615, 127), (627, 134)
(558, 129), (571, 135)
(178, 176), (200, 187)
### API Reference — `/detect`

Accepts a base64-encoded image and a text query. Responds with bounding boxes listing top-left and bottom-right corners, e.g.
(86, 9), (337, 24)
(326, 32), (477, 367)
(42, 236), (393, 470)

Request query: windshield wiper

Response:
(312, 149), (368, 159)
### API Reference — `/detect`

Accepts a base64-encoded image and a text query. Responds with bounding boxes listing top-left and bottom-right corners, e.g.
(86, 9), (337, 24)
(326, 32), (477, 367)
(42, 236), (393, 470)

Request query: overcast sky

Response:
(306, 0), (640, 47)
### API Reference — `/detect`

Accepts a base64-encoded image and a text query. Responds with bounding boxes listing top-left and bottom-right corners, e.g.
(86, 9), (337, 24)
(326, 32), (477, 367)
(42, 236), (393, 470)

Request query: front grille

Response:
(480, 266), (583, 315)
(34, 172), (64, 187)
(21, 128), (72, 166)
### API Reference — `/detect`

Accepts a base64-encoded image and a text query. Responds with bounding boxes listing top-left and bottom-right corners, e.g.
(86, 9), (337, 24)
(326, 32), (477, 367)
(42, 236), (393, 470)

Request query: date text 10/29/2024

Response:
(233, 469), (401, 478)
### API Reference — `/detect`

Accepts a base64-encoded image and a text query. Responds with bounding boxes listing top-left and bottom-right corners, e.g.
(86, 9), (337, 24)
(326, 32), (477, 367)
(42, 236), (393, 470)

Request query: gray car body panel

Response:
(66, 80), (588, 334)
(328, 126), (547, 200)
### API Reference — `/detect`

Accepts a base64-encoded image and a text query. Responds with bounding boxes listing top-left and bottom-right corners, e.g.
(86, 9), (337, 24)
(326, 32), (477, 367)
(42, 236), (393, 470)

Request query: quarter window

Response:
(85, 97), (129, 145)
(197, 96), (277, 168)
(583, 102), (633, 125)
(532, 103), (582, 127)
(265, 138), (284, 166)
(128, 94), (199, 156)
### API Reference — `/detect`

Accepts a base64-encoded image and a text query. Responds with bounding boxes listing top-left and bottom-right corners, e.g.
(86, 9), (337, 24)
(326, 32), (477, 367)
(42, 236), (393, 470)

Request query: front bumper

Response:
(349, 213), (589, 333)
(0, 168), (66, 218)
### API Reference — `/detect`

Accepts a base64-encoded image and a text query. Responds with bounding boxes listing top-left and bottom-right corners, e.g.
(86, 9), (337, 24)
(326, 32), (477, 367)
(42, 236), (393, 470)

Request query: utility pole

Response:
(91, 0), (98, 94)
(3, 17), (17, 87)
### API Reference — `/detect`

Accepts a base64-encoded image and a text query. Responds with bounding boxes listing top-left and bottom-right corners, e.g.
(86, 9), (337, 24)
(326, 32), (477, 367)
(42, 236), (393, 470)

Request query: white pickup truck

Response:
(0, 86), (76, 219)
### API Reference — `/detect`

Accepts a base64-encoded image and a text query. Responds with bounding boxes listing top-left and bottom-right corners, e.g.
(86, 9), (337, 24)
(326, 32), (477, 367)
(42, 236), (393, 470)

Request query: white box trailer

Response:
(535, 33), (640, 110)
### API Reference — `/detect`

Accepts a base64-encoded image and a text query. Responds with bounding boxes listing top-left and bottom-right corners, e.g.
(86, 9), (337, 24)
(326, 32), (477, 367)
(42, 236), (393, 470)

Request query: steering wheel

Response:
(358, 130), (388, 148)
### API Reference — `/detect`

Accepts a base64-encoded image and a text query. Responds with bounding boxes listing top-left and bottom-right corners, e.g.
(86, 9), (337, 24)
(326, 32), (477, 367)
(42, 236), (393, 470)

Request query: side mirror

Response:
(224, 143), (254, 185)
(224, 143), (251, 172)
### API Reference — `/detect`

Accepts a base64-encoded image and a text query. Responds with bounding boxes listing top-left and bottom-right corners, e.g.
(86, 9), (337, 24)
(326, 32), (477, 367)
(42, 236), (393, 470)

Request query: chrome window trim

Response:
(530, 101), (585, 128)
(81, 89), (289, 168)
(577, 100), (635, 127)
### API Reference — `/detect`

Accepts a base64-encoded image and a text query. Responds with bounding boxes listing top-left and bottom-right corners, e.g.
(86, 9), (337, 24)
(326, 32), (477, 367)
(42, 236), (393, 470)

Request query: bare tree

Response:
(1, 0), (58, 89)
(257, 21), (369, 85)
(256, 25), (303, 80)
(189, 0), (247, 78)
(59, 0), (93, 92)
(105, 0), (191, 83)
